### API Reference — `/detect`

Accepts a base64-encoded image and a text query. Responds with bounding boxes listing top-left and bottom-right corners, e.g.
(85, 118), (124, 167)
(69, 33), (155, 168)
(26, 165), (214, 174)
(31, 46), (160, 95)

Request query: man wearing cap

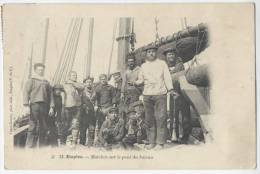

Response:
(62, 71), (85, 148)
(97, 107), (125, 150)
(164, 48), (185, 74)
(132, 100), (147, 144)
(80, 76), (96, 147)
(132, 45), (175, 150)
(122, 103), (146, 149)
(92, 74), (117, 136)
(164, 48), (191, 144)
(122, 109), (139, 149)
(23, 63), (54, 148)
(121, 53), (142, 111)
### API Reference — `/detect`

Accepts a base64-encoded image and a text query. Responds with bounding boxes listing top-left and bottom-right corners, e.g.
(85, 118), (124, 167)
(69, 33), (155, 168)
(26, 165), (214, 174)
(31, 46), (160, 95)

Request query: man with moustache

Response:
(131, 45), (176, 150)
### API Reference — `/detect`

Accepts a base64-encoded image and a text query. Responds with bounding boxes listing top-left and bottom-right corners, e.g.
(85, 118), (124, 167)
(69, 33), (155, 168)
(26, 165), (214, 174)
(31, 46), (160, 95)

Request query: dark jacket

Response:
(53, 94), (62, 121)
(92, 83), (116, 108)
(169, 59), (185, 94)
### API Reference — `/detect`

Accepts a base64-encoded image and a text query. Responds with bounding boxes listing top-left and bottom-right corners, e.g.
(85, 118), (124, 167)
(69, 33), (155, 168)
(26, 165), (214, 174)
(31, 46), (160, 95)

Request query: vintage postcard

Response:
(2, 3), (256, 170)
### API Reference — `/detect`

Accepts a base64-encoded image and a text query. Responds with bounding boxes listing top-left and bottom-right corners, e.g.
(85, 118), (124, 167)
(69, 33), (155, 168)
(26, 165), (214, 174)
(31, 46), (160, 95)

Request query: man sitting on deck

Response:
(97, 107), (125, 150)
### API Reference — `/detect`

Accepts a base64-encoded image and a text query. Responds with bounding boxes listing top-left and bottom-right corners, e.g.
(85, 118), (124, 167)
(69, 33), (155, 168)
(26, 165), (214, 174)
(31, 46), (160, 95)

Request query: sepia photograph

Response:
(2, 3), (256, 170)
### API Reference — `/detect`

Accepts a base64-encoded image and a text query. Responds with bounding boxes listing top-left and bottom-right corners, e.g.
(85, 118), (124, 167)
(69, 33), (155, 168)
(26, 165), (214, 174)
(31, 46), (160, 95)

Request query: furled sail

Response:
(132, 23), (209, 65)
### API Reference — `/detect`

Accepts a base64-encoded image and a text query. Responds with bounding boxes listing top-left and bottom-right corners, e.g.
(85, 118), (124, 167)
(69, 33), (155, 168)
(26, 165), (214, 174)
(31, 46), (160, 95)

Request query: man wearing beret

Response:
(23, 63), (54, 148)
(97, 107), (125, 150)
(79, 76), (96, 147)
(164, 48), (191, 144)
(132, 45), (176, 150)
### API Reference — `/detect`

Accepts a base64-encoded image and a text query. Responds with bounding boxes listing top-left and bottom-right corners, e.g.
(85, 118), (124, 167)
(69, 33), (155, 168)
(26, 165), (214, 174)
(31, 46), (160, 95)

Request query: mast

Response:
(155, 17), (160, 42)
(21, 44), (33, 90)
(28, 44), (33, 79)
(84, 18), (94, 78)
(116, 18), (131, 73)
(41, 18), (49, 65)
(107, 19), (117, 76)
(184, 17), (188, 28)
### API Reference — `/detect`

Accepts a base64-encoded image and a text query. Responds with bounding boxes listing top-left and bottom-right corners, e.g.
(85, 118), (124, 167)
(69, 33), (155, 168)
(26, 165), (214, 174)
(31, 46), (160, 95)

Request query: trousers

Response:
(169, 95), (191, 141)
(61, 106), (81, 144)
(143, 94), (167, 145)
(79, 102), (96, 146)
(26, 102), (49, 148)
(95, 106), (111, 129)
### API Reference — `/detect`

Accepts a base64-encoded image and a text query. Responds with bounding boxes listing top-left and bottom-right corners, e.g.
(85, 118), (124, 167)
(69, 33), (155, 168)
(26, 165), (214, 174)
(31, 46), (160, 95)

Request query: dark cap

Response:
(111, 70), (121, 77)
(131, 100), (144, 108)
(163, 47), (177, 56)
(83, 76), (94, 83)
(99, 74), (108, 79)
(53, 84), (63, 90)
(34, 63), (45, 70)
(108, 107), (119, 114)
(126, 52), (136, 61)
(143, 44), (158, 51)
(127, 108), (136, 115)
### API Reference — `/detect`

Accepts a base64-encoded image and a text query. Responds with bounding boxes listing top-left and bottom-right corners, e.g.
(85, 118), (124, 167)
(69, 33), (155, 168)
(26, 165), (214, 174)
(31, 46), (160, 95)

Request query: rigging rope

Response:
(67, 18), (83, 77)
(185, 26), (206, 74)
(53, 19), (74, 84)
(62, 18), (81, 83)
(59, 18), (79, 83)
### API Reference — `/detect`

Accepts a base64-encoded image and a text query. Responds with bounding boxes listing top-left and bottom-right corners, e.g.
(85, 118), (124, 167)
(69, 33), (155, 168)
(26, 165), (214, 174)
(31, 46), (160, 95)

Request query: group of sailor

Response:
(23, 45), (191, 150)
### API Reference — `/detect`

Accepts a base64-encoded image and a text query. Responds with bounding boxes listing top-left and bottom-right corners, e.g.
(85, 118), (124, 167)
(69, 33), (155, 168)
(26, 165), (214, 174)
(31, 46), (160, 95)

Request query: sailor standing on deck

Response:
(46, 84), (64, 147)
(23, 63), (54, 148)
(92, 74), (117, 137)
(110, 70), (123, 106)
(164, 48), (191, 144)
(80, 76), (96, 147)
(62, 71), (85, 148)
(132, 45), (176, 150)
(121, 53), (142, 113)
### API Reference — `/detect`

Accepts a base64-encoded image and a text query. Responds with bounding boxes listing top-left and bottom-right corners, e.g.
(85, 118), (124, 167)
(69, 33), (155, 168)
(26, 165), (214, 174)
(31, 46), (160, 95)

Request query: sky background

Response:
(5, 14), (209, 118)
(22, 17), (205, 82)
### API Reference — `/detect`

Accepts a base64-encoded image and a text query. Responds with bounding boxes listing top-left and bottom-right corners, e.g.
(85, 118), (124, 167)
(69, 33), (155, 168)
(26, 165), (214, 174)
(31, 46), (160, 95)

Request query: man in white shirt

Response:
(62, 71), (85, 148)
(132, 45), (175, 150)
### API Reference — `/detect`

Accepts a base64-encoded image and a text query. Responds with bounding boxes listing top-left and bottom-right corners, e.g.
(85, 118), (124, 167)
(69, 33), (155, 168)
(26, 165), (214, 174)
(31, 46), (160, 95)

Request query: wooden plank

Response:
(178, 76), (212, 142)
(13, 125), (29, 136)
(179, 76), (210, 115)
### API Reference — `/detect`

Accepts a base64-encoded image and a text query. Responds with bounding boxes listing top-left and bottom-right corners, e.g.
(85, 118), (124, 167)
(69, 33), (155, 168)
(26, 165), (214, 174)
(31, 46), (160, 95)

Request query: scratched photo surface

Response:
(2, 4), (256, 169)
